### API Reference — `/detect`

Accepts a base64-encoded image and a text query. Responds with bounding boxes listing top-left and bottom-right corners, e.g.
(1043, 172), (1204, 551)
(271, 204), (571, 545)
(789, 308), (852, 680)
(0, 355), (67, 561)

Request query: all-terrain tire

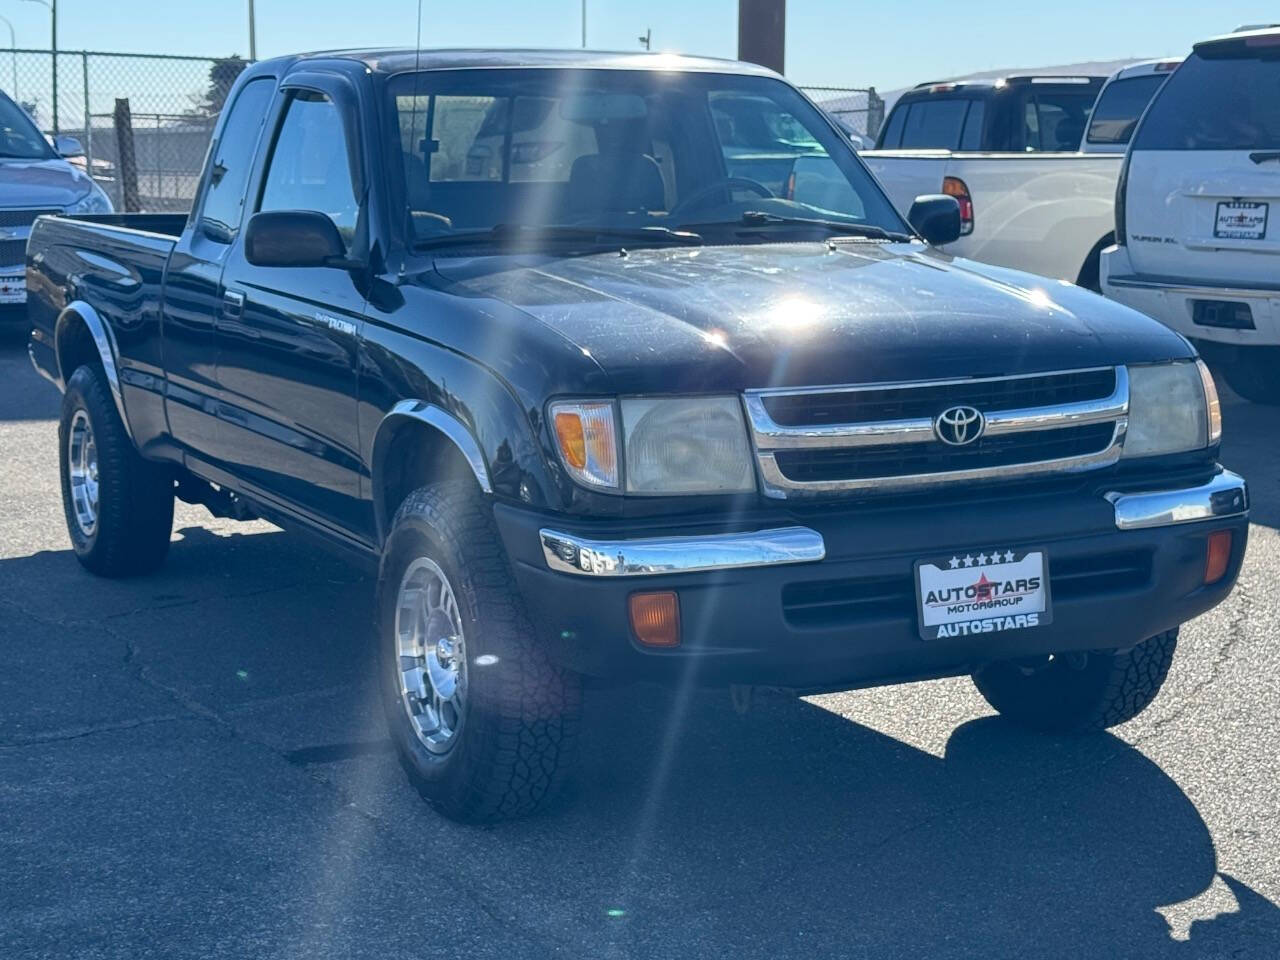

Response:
(58, 365), (174, 577)
(972, 629), (1179, 733)
(376, 481), (582, 822)
(1222, 349), (1280, 405)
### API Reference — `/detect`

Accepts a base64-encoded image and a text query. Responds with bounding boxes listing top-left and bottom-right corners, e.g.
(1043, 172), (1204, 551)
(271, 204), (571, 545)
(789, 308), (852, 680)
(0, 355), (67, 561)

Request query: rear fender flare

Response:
(54, 300), (133, 441)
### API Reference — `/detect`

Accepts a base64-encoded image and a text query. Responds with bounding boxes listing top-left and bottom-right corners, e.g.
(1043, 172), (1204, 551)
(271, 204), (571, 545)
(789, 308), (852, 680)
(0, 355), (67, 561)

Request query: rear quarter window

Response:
(881, 98), (980, 149)
(1086, 75), (1166, 145)
(1134, 45), (1280, 150)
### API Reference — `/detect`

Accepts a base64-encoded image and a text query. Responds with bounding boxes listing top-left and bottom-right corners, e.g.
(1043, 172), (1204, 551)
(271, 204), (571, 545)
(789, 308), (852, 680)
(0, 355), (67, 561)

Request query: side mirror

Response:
(907, 194), (962, 247)
(244, 210), (347, 268)
(53, 135), (84, 158)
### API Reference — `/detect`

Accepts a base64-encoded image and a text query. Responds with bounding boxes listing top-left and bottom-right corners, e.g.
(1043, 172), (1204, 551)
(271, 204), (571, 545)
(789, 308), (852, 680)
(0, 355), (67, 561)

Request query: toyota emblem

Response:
(935, 405), (985, 446)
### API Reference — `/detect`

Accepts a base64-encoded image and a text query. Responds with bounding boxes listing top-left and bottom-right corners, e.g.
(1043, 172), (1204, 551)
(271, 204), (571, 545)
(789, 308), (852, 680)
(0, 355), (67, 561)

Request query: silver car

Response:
(0, 89), (112, 326)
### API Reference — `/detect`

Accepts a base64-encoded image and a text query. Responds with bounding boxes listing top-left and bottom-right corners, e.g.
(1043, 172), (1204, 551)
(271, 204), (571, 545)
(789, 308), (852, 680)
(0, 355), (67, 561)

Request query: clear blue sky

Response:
(0, 0), (1275, 90)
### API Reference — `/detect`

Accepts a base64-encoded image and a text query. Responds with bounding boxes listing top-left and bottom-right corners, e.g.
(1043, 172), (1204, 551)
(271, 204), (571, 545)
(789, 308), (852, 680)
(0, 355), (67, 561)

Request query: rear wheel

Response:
(972, 629), (1178, 733)
(1222, 349), (1280, 405)
(376, 481), (581, 822)
(58, 365), (174, 577)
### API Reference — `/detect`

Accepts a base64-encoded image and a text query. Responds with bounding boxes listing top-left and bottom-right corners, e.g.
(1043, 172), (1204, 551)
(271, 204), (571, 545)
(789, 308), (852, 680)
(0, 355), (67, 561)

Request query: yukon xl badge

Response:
(935, 405), (985, 446)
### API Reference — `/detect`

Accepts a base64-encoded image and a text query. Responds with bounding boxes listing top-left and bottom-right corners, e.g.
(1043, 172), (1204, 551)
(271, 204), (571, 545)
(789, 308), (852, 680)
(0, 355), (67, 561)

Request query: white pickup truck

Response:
(860, 67), (1173, 288)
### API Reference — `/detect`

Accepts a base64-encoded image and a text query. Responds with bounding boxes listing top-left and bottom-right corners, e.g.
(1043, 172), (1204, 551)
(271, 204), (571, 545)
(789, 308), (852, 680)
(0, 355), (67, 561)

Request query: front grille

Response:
(0, 207), (57, 228)
(775, 423), (1117, 483)
(763, 368), (1116, 426)
(0, 239), (26, 266)
(745, 367), (1128, 497)
(781, 549), (1153, 629)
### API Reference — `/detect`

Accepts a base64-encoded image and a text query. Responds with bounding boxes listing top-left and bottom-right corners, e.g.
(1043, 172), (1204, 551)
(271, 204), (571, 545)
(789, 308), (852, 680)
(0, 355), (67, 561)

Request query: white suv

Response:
(1101, 27), (1280, 403)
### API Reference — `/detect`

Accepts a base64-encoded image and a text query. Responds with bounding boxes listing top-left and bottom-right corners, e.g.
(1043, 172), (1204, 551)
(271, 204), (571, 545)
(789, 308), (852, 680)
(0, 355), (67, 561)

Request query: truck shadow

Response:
(1219, 392), (1280, 531)
(2, 525), (1274, 958)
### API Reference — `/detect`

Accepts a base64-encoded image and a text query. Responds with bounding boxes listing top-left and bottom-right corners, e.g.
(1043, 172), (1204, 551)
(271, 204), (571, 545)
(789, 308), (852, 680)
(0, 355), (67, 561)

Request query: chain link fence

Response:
(1, 49), (249, 212)
(800, 85), (884, 144)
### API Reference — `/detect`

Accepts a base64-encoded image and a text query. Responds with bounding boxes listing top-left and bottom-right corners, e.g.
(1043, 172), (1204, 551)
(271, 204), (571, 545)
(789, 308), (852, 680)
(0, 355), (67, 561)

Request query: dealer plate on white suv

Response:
(915, 548), (1052, 641)
(1214, 201), (1268, 241)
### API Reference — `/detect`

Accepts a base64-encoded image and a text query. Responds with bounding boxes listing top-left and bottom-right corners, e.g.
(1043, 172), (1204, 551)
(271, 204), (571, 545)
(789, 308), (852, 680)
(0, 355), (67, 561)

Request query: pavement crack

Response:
(0, 713), (185, 748)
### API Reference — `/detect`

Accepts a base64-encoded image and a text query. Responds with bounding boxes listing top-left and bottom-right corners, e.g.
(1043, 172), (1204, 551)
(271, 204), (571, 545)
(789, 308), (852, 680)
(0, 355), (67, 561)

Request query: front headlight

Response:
(66, 184), (113, 215)
(549, 396), (756, 495)
(620, 396), (755, 494)
(1123, 359), (1219, 458)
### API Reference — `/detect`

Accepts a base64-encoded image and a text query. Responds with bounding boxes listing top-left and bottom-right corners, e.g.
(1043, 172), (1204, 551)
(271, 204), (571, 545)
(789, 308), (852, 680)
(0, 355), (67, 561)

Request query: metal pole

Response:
(49, 0), (55, 134)
(247, 0), (257, 60)
(0, 16), (17, 99)
(81, 50), (92, 179)
(581, 0), (586, 48)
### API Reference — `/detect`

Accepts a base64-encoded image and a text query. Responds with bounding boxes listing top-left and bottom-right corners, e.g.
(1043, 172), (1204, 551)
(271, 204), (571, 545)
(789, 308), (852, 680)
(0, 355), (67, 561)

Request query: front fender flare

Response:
(54, 300), (133, 441)
(370, 400), (494, 539)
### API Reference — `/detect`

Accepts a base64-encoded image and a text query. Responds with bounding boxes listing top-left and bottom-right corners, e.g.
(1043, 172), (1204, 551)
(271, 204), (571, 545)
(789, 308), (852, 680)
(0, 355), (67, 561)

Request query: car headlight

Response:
(65, 184), (113, 215)
(621, 397), (755, 494)
(549, 396), (756, 494)
(1123, 359), (1220, 458)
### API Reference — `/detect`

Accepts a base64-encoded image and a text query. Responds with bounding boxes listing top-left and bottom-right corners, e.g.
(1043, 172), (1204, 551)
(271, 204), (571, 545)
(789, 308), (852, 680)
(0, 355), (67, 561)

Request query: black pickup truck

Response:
(26, 49), (1248, 822)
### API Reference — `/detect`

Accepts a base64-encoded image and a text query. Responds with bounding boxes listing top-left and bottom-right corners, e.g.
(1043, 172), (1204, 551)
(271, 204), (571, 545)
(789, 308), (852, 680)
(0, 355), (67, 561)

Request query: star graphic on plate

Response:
(949, 556), (960, 569)
(963, 554), (974, 567)
(977, 553), (988, 564)
(1004, 550), (1015, 562)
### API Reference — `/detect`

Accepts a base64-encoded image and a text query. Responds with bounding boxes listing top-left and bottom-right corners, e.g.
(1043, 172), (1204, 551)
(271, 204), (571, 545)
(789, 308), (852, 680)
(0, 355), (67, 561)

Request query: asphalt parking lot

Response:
(1, 339), (1278, 959)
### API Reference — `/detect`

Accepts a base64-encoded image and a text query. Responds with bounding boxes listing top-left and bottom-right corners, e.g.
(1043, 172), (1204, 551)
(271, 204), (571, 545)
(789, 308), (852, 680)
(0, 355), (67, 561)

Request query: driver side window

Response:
(260, 91), (360, 248)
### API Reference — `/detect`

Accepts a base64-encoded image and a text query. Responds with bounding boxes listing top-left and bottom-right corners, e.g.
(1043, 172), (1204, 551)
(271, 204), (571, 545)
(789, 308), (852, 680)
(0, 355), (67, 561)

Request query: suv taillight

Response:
(1114, 151), (1131, 245)
(942, 176), (974, 236)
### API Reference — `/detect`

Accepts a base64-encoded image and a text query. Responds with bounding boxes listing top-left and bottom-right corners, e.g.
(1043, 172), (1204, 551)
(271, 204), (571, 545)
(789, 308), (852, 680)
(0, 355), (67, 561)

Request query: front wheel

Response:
(972, 629), (1179, 733)
(376, 481), (581, 822)
(1222, 349), (1280, 405)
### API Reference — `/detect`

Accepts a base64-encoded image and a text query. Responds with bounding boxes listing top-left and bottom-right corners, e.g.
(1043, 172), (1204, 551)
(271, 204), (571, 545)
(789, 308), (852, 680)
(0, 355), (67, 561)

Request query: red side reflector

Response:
(1205, 531), (1233, 585)
(629, 592), (681, 648)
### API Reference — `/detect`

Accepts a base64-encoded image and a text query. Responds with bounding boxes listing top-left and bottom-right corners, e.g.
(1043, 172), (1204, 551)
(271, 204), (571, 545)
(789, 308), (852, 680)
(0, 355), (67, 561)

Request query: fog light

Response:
(1205, 530), (1233, 585)
(629, 591), (680, 648)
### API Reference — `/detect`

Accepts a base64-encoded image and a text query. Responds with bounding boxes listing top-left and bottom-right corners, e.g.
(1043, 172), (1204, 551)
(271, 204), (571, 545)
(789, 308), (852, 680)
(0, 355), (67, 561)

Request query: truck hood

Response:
(0, 157), (94, 209)
(434, 241), (1193, 393)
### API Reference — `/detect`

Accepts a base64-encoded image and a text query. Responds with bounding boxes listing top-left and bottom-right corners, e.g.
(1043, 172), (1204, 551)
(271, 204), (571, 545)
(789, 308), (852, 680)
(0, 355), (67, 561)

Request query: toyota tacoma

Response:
(26, 49), (1248, 822)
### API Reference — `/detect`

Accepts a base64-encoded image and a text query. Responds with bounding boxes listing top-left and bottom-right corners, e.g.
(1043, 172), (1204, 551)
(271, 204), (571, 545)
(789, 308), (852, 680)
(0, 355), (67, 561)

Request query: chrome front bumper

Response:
(540, 526), (826, 577)
(1107, 469), (1249, 531)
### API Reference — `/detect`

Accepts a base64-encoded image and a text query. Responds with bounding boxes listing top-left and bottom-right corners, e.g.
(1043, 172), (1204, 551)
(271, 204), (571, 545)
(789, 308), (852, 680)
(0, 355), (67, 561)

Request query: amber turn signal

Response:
(1205, 530), (1233, 585)
(629, 591), (681, 648)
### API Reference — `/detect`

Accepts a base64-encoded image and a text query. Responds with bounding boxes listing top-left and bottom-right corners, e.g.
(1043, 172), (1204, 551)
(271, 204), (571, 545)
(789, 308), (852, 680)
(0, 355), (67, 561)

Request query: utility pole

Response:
(737, 0), (785, 75)
(638, 28), (651, 51)
(248, 0), (257, 60)
(580, 0), (586, 48)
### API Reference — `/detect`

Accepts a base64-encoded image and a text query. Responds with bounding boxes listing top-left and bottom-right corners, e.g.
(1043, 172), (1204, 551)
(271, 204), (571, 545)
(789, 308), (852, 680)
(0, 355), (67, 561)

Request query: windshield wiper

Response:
(414, 223), (702, 251)
(729, 211), (912, 242)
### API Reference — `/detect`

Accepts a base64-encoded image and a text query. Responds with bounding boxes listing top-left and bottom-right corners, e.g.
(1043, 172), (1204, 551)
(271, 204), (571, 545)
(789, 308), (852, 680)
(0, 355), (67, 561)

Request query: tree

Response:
(198, 56), (249, 117)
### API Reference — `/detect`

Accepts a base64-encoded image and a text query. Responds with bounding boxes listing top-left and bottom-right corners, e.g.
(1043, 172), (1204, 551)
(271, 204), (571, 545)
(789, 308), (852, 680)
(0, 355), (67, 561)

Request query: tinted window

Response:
(899, 99), (970, 148)
(1086, 75), (1166, 144)
(199, 78), (274, 240)
(1134, 46), (1280, 150)
(1022, 91), (1094, 151)
(959, 100), (986, 150)
(878, 102), (907, 147)
(260, 92), (360, 246)
(0, 93), (53, 160)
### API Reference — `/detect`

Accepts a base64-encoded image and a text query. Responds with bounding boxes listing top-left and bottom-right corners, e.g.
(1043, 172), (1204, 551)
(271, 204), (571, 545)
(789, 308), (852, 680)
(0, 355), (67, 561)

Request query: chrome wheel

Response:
(67, 409), (100, 538)
(395, 556), (468, 754)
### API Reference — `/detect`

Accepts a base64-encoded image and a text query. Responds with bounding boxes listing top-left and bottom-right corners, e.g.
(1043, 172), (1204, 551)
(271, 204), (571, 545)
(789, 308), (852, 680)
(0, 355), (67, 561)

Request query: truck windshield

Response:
(0, 94), (54, 160)
(388, 68), (907, 248)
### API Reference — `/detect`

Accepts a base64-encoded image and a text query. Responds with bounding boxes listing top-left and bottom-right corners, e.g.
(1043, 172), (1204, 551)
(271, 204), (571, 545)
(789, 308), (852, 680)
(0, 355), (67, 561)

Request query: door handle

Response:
(222, 290), (246, 319)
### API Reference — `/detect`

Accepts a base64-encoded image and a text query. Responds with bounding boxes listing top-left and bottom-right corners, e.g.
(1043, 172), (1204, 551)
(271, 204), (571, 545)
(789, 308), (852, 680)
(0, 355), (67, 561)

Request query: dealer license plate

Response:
(915, 548), (1052, 641)
(1214, 201), (1268, 241)
(0, 276), (25, 304)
